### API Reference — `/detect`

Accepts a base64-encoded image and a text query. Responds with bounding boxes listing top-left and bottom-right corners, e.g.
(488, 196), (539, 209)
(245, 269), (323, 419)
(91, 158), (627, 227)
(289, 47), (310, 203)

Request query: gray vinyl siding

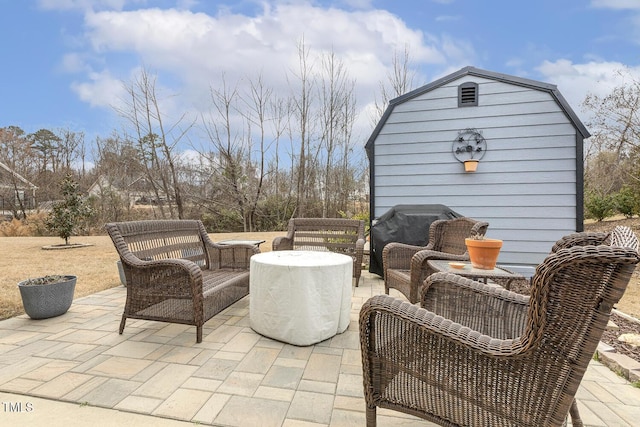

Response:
(371, 75), (581, 269)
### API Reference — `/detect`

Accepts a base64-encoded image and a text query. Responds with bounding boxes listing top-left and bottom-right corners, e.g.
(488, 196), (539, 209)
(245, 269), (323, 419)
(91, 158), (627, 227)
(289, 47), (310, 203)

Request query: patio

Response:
(1, 271), (639, 426)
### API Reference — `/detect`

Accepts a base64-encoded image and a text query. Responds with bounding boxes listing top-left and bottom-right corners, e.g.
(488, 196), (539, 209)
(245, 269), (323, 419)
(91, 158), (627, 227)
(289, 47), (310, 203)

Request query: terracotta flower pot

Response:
(465, 238), (502, 269)
(464, 159), (479, 172)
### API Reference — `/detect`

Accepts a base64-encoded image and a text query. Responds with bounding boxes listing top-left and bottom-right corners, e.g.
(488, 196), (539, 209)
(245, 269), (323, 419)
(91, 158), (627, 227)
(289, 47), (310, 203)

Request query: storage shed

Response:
(365, 66), (590, 275)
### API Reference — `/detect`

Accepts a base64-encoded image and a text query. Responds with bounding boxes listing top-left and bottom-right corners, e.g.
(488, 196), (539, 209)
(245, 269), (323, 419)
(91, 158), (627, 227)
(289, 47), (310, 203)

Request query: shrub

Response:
(339, 209), (371, 234)
(201, 209), (244, 233)
(614, 186), (639, 218)
(24, 212), (50, 236)
(585, 192), (615, 222)
(0, 218), (31, 236)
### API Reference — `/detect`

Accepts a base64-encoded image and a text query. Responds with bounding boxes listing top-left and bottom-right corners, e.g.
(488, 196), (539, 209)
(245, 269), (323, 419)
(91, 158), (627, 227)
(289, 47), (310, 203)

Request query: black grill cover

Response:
(369, 204), (463, 276)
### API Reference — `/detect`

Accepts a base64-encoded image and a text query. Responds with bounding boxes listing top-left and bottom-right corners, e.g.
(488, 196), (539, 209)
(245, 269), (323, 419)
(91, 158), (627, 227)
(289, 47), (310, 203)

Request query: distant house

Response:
(87, 175), (161, 207)
(365, 66), (590, 275)
(0, 161), (38, 216)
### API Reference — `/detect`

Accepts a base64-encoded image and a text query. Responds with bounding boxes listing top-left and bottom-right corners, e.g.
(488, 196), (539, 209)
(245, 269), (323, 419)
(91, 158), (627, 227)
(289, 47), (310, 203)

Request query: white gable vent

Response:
(458, 82), (478, 107)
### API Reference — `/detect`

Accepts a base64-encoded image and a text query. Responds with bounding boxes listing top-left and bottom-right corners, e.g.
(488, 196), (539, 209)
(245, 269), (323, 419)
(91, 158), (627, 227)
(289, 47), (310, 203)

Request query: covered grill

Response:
(369, 204), (462, 276)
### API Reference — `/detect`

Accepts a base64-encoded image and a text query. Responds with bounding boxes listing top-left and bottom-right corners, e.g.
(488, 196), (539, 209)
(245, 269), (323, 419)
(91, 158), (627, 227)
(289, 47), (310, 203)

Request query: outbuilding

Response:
(365, 66), (590, 275)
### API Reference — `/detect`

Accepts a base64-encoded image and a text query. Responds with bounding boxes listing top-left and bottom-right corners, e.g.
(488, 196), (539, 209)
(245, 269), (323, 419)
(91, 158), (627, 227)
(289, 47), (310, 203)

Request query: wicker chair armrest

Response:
(204, 241), (259, 270)
(120, 253), (203, 298)
(382, 242), (426, 271)
(360, 294), (527, 358)
(421, 272), (530, 338)
(272, 236), (293, 251)
(409, 250), (469, 291)
(355, 238), (365, 262)
(410, 250), (468, 272)
(196, 223), (258, 269)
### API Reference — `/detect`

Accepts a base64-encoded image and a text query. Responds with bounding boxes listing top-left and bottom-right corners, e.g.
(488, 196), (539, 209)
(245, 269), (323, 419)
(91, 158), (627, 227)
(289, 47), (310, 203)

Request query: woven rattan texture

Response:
(105, 220), (258, 343)
(360, 226), (640, 427)
(383, 217), (489, 303)
(272, 218), (365, 286)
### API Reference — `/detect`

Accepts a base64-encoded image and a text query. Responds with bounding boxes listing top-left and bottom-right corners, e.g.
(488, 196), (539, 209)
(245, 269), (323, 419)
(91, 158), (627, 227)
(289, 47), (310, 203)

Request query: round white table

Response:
(249, 250), (353, 346)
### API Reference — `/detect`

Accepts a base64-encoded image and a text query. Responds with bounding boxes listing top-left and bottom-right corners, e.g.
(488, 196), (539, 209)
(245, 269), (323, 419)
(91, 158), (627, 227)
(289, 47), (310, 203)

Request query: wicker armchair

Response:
(551, 230), (611, 252)
(106, 220), (259, 343)
(382, 217), (488, 303)
(360, 226), (639, 427)
(272, 218), (366, 286)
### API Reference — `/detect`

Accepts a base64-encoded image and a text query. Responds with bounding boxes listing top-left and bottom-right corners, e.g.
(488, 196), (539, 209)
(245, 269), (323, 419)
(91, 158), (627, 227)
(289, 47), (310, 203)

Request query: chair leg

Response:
(196, 325), (203, 343)
(365, 405), (377, 427)
(119, 315), (127, 334)
(569, 398), (583, 427)
(355, 276), (360, 287)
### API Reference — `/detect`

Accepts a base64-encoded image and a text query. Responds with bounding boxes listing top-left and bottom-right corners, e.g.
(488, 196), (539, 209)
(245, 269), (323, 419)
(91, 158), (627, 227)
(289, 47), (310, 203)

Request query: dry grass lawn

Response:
(2, 224), (639, 321)
(0, 231), (283, 320)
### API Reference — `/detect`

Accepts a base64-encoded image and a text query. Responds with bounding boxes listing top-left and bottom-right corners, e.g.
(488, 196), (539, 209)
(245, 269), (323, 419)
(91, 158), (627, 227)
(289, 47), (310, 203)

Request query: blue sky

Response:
(1, 0), (639, 152)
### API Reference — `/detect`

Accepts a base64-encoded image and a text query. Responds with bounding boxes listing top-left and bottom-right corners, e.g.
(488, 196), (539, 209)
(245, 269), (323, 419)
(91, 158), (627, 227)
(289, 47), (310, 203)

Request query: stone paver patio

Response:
(1, 272), (639, 426)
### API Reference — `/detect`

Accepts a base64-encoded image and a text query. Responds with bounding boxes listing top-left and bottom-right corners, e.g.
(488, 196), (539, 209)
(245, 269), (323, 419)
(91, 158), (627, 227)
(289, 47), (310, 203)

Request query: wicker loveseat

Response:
(360, 226), (639, 427)
(272, 217), (366, 286)
(106, 220), (258, 343)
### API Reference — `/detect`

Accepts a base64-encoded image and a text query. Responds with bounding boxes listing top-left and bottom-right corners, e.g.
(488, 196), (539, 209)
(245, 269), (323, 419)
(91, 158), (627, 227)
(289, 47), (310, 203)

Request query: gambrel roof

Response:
(365, 66), (590, 156)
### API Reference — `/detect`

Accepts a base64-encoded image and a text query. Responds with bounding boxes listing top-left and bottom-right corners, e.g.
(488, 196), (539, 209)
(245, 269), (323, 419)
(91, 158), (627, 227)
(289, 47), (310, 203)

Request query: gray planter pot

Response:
(116, 260), (127, 286)
(18, 275), (76, 319)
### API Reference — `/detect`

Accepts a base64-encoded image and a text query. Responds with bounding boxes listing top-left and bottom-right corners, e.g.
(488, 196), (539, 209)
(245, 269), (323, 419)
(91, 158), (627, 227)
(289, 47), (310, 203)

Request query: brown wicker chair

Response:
(106, 220), (258, 343)
(382, 217), (488, 303)
(360, 226), (639, 427)
(551, 229), (611, 252)
(272, 218), (366, 286)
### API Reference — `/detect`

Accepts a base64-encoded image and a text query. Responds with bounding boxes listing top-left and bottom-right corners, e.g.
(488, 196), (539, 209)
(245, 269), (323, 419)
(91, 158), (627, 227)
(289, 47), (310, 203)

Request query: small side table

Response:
(218, 239), (266, 248)
(427, 260), (524, 290)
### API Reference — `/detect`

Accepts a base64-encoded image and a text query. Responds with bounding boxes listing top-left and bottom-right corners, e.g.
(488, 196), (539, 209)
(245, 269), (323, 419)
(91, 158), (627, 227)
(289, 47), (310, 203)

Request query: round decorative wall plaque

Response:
(452, 128), (486, 162)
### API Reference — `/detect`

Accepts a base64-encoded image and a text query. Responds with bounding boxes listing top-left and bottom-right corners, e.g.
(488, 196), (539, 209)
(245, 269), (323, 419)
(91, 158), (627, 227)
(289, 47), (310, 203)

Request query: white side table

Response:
(249, 250), (352, 346)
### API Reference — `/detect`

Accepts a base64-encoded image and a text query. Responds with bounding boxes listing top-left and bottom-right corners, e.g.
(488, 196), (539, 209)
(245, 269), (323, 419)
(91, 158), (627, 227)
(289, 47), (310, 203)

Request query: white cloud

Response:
(77, 3), (460, 83)
(590, 0), (640, 10)
(536, 59), (640, 123)
(178, 148), (205, 165)
(67, 3), (475, 142)
(60, 52), (90, 73)
(62, 2), (640, 152)
(70, 69), (125, 108)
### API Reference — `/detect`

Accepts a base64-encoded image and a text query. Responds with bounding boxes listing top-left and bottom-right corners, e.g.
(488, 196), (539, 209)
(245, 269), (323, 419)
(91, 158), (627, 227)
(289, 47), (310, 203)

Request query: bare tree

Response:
(288, 38), (317, 217)
(202, 74), (252, 229)
(372, 45), (418, 125)
(583, 69), (640, 157)
(582, 68), (640, 198)
(267, 94), (293, 226)
(318, 49), (357, 217)
(0, 126), (36, 217)
(115, 68), (193, 219)
(338, 80), (359, 214)
(92, 134), (146, 221)
(58, 128), (84, 174)
(241, 72), (275, 231)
